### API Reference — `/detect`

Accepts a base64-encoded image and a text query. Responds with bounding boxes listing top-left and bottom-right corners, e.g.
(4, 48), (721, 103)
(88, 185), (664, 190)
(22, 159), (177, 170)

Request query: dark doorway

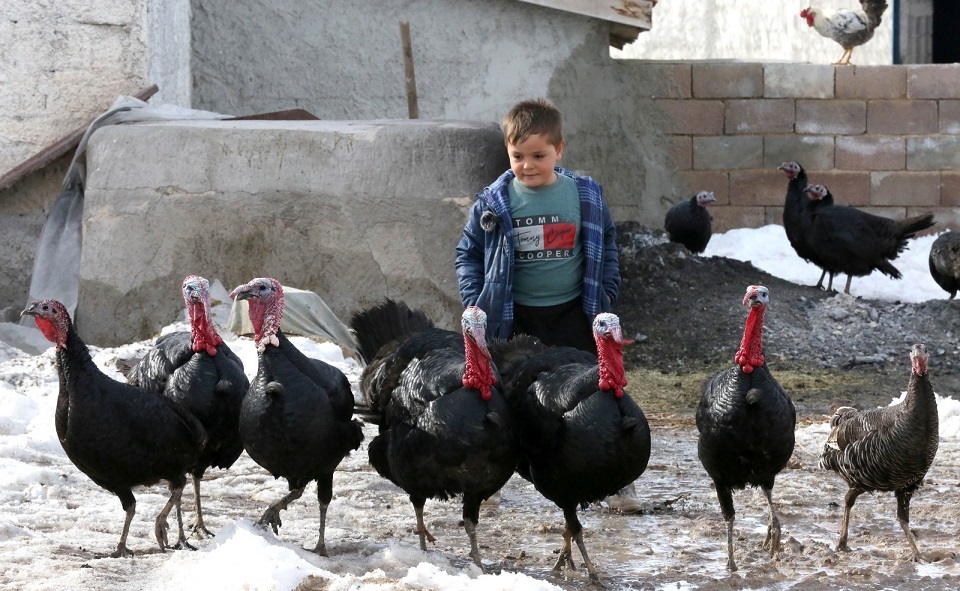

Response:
(933, 0), (960, 63)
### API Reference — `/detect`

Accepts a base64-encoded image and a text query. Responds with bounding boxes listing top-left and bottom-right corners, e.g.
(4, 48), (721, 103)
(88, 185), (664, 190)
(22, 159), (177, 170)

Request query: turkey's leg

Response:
(895, 489), (924, 562)
(760, 485), (782, 558)
(411, 496), (435, 551)
(311, 473), (333, 556)
(837, 487), (863, 552)
(715, 485), (738, 571)
(843, 275), (853, 295)
(110, 491), (137, 558)
(258, 486), (305, 535)
(463, 518), (482, 567)
(573, 528), (605, 587)
(156, 483), (195, 551)
(814, 269), (829, 290)
(191, 473), (214, 538)
(462, 496), (483, 567)
(552, 526), (577, 573)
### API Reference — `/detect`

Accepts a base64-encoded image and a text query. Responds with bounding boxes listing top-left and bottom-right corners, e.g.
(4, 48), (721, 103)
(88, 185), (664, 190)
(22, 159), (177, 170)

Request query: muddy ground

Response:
(6, 223), (960, 591)
(314, 223), (960, 590)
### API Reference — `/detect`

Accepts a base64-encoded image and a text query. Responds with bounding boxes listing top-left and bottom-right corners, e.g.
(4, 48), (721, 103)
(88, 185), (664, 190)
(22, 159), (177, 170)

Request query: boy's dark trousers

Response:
(513, 296), (596, 356)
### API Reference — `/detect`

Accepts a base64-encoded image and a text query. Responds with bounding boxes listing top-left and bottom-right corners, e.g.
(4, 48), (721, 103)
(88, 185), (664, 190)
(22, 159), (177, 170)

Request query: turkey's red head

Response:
(804, 184), (829, 201)
(594, 312), (627, 398)
(461, 306), (495, 400)
(799, 8), (815, 26)
(21, 299), (71, 349)
(695, 191), (717, 207)
(911, 343), (929, 376)
(183, 275), (222, 356)
(777, 161), (801, 180)
(230, 277), (284, 352)
(735, 285), (769, 373)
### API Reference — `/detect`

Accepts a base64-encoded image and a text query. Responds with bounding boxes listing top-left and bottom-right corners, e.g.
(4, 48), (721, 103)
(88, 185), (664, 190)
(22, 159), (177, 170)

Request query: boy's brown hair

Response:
(501, 98), (564, 148)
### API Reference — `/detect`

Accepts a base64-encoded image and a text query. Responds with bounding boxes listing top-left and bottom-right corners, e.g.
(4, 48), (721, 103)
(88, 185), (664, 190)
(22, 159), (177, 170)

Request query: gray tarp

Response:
(226, 285), (361, 362)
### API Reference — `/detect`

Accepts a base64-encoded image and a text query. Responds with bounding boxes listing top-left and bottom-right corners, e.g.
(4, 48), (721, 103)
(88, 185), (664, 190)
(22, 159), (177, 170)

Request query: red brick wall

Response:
(651, 63), (960, 233)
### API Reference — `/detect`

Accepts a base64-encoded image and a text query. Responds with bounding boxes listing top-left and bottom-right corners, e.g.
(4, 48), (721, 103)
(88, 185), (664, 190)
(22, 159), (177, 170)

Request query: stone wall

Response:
(647, 62), (960, 233)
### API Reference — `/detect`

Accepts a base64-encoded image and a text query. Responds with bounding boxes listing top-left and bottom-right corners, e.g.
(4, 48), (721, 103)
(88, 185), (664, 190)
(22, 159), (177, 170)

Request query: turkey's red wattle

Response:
(735, 304), (766, 373)
(34, 316), (66, 349)
(462, 334), (495, 401)
(598, 338), (627, 398)
(912, 353), (928, 376)
(188, 299), (222, 356)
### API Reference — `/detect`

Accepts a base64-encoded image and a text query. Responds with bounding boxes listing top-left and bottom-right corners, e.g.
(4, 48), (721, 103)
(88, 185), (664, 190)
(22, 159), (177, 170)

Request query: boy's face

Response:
(506, 133), (564, 188)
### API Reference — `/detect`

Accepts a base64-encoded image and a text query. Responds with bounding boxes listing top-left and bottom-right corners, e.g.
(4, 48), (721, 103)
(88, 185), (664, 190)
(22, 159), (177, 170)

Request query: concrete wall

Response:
(78, 119), (509, 345)
(0, 0), (148, 173)
(0, 0), (149, 316)
(184, 0), (676, 231)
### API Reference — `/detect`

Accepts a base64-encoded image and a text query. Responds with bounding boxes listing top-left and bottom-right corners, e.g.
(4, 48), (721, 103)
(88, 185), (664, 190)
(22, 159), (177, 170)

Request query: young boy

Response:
(455, 97), (621, 356)
(456, 98), (637, 510)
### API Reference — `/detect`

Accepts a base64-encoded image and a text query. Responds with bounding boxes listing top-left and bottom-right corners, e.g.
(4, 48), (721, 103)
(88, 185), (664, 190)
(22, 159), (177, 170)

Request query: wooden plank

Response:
(515, 0), (653, 30)
(0, 84), (159, 194)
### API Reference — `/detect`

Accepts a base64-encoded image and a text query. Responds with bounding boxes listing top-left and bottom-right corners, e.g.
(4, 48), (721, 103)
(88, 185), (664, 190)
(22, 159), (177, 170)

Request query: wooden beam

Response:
(0, 84), (159, 194)
(400, 21), (419, 119)
(515, 0), (653, 31)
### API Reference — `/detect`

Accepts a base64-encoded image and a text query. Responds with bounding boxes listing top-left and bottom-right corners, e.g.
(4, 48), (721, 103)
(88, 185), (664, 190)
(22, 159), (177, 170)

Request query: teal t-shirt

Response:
(509, 173), (583, 306)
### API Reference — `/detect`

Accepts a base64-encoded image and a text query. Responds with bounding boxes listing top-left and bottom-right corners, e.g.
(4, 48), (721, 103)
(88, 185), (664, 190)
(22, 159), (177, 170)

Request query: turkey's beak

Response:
(20, 302), (39, 317)
(184, 286), (204, 302)
(230, 285), (252, 300)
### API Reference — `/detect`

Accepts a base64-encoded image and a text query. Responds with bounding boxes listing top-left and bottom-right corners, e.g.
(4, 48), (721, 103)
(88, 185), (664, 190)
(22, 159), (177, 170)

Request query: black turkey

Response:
(491, 313), (650, 586)
(778, 161), (832, 289)
(350, 300), (518, 567)
(801, 184), (935, 294)
(230, 277), (363, 555)
(127, 275), (249, 537)
(820, 344), (939, 561)
(929, 231), (960, 299)
(664, 190), (717, 254)
(696, 285), (796, 571)
(21, 299), (207, 557)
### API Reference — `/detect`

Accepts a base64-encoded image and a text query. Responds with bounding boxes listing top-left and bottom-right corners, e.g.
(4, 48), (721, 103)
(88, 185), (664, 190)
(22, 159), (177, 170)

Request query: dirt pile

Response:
(614, 223), (960, 414)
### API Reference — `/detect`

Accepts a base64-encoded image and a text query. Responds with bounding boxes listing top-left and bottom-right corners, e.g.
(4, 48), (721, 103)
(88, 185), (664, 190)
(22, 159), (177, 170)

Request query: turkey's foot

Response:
(257, 507), (284, 535)
(310, 541), (328, 557)
(190, 522), (215, 539)
(108, 542), (135, 558)
(416, 524), (436, 550)
(155, 516), (170, 551)
(170, 533), (198, 551)
(588, 572), (607, 588)
(552, 547), (576, 573)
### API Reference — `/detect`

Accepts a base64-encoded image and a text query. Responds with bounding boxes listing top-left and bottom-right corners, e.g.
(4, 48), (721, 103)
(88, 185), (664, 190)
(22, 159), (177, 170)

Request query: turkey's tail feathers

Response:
(897, 214), (936, 245)
(349, 298), (434, 365)
(875, 260), (902, 280)
(818, 444), (842, 472)
(488, 334), (546, 391)
(115, 356), (141, 379)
